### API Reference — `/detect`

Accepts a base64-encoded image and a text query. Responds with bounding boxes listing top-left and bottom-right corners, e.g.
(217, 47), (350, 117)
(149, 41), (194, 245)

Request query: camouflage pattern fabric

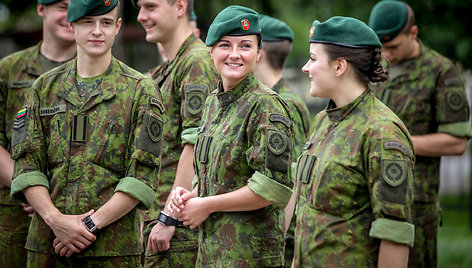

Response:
(141, 34), (218, 267)
(0, 205), (29, 268)
(408, 202), (439, 268)
(10, 57), (164, 257)
(0, 42), (47, 268)
(27, 251), (141, 268)
(293, 90), (415, 267)
(142, 222), (198, 268)
(271, 78), (310, 268)
(371, 42), (472, 267)
(272, 78), (310, 158)
(194, 74), (293, 267)
(0, 43), (43, 204)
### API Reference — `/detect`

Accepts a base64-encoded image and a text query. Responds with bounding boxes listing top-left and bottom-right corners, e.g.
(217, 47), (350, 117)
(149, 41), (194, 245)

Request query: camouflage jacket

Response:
(293, 90), (415, 267)
(194, 74), (293, 267)
(142, 34), (218, 221)
(0, 43), (43, 205)
(372, 42), (472, 202)
(272, 78), (310, 159)
(10, 57), (165, 256)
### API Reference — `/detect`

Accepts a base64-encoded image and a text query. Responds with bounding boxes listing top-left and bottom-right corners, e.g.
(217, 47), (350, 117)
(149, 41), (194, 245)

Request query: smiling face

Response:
(136, 0), (178, 44)
(301, 43), (338, 98)
(210, 35), (261, 90)
(38, 0), (75, 45)
(70, 7), (121, 58)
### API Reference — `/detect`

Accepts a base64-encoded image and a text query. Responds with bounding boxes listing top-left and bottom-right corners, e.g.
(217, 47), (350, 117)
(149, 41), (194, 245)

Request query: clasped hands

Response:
(167, 186), (210, 230)
(50, 209), (97, 257)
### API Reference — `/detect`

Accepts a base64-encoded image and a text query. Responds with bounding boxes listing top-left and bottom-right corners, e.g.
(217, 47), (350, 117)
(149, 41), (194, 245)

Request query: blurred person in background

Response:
(0, 0), (76, 267)
(252, 14), (310, 268)
(369, 1), (472, 267)
(132, 0), (218, 266)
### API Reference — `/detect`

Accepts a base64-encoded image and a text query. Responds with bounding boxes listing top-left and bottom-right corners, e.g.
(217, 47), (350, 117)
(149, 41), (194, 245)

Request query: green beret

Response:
(309, 16), (381, 48)
(67, 0), (119, 23)
(37, 0), (62, 4)
(368, 0), (408, 42)
(205, 5), (261, 47)
(190, 10), (197, 22)
(259, 14), (294, 42)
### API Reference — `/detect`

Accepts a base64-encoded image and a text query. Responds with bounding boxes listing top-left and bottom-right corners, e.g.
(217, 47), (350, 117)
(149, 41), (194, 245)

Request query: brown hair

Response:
(262, 40), (292, 71)
(323, 44), (388, 85)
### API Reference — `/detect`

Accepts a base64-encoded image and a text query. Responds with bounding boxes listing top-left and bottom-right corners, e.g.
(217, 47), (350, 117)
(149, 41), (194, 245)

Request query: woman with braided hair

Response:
(293, 16), (415, 267)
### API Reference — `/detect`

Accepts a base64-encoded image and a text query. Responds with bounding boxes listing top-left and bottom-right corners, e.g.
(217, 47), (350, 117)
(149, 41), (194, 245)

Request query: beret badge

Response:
(241, 19), (250, 30)
(104, 0), (111, 6)
(309, 26), (315, 38)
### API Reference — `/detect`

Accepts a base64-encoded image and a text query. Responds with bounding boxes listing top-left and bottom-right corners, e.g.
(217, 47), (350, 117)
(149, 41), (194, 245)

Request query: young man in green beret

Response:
(252, 14), (310, 268)
(369, 1), (472, 267)
(132, 0), (218, 267)
(0, 1), (76, 267)
(9, 0), (165, 266)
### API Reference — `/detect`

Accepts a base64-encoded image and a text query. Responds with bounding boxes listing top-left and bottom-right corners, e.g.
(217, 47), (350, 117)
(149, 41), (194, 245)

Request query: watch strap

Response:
(157, 211), (179, 226)
(83, 215), (100, 235)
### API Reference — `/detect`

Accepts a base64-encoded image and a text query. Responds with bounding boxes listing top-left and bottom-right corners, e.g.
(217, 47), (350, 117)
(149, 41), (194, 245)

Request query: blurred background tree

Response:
(1, 0), (472, 69)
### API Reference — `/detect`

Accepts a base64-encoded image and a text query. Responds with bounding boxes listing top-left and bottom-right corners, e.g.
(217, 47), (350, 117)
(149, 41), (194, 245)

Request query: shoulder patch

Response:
(39, 104), (66, 117)
(147, 115), (163, 143)
(381, 159), (407, 187)
(13, 107), (28, 130)
(184, 84), (209, 116)
(185, 84), (209, 92)
(149, 97), (165, 113)
(267, 129), (288, 155)
(269, 113), (292, 128)
(445, 78), (462, 87)
(383, 141), (409, 156)
(446, 91), (465, 112)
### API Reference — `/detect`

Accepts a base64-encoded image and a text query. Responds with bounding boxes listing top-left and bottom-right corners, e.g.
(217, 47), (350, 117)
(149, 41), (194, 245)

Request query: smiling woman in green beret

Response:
(169, 5), (294, 267)
(293, 16), (415, 267)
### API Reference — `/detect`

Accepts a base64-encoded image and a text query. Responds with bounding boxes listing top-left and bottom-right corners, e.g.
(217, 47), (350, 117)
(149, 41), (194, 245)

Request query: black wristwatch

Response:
(83, 215), (100, 235)
(157, 211), (179, 226)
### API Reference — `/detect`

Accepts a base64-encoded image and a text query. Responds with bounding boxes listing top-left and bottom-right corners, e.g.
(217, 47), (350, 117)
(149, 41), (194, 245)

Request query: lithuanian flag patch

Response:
(16, 108), (27, 119)
(14, 107), (27, 130)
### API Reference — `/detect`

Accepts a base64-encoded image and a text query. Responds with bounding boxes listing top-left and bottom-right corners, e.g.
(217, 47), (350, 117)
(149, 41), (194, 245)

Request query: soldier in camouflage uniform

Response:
(0, 1), (76, 267)
(132, 0), (218, 267)
(368, 2), (472, 267)
(294, 17), (415, 267)
(9, 1), (165, 266)
(253, 14), (310, 268)
(169, 6), (293, 267)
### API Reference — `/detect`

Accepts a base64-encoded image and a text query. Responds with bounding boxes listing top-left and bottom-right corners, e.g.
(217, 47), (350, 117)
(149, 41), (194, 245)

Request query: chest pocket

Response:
(90, 118), (127, 173)
(45, 110), (68, 168)
(312, 160), (367, 218)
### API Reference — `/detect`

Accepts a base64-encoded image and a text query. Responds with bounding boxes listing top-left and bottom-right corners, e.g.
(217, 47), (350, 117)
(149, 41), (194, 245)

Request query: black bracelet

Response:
(157, 211), (179, 226)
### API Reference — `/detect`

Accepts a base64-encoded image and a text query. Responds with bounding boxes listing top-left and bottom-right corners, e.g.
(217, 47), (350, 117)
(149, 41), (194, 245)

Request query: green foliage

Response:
(2, 0), (472, 68)
(438, 195), (472, 268)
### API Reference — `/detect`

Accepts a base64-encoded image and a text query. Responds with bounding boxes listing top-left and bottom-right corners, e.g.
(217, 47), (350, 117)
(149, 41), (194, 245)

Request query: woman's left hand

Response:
(179, 197), (211, 229)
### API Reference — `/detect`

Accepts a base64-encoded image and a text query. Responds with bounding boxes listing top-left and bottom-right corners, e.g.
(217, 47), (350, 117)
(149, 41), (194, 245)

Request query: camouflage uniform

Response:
(293, 90), (415, 267)
(0, 42), (47, 268)
(272, 78), (310, 268)
(10, 57), (164, 263)
(142, 34), (218, 268)
(272, 78), (310, 157)
(193, 74), (293, 267)
(372, 42), (472, 268)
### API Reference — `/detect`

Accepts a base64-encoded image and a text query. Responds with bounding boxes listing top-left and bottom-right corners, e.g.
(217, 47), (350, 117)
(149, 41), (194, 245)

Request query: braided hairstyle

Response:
(323, 44), (388, 86)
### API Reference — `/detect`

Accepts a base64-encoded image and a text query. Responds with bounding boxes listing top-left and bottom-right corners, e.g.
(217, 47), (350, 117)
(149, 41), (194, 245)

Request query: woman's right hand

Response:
(168, 186), (196, 215)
